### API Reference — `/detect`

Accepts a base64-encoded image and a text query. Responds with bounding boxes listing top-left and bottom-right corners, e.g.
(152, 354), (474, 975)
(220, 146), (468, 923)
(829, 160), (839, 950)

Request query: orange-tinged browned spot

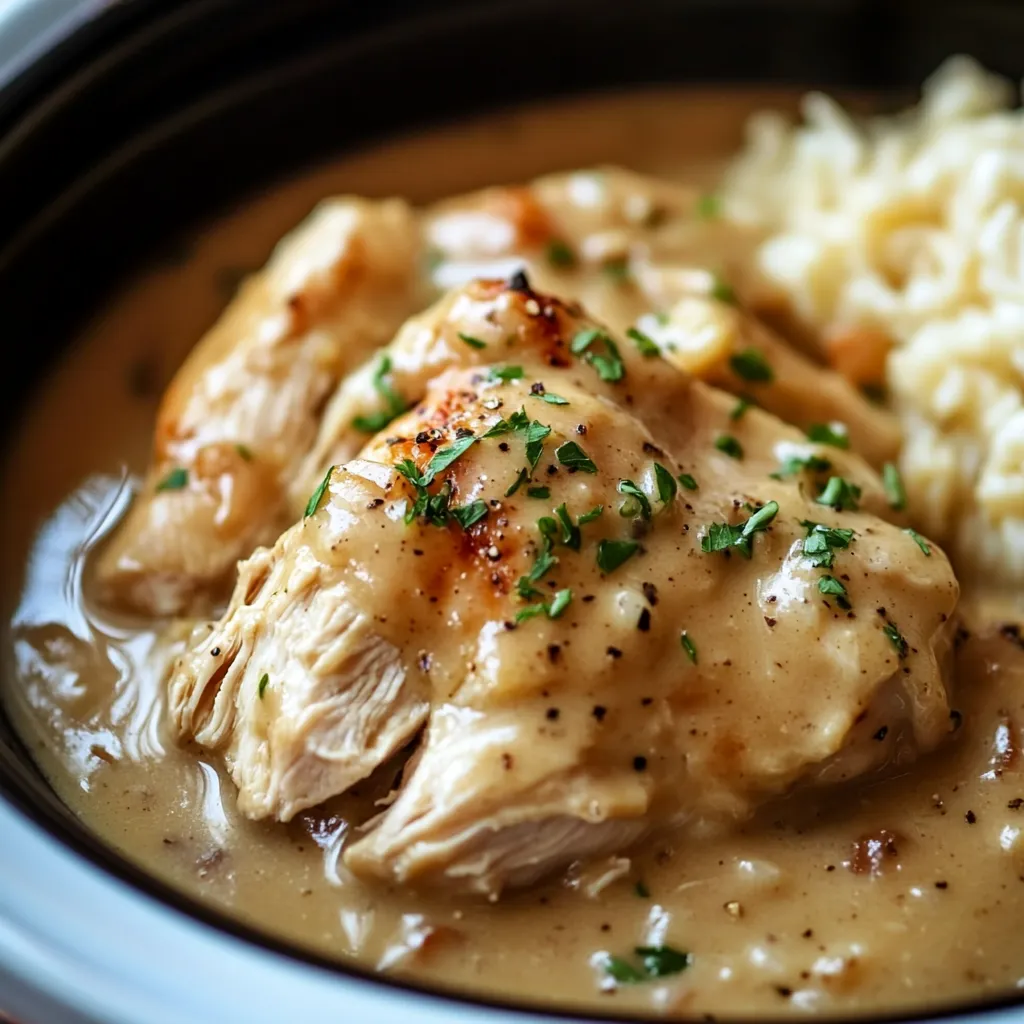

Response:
(825, 326), (893, 388)
(848, 827), (903, 875)
(486, 187), (554, 249)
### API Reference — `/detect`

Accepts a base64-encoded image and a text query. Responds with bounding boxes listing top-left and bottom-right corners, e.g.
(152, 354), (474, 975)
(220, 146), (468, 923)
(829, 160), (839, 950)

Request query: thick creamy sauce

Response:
(4, 89), (1024, 1019)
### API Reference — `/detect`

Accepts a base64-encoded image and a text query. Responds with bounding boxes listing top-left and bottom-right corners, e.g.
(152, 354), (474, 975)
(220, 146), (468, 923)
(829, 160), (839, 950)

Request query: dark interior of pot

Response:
(6, 1), (1024, 1020)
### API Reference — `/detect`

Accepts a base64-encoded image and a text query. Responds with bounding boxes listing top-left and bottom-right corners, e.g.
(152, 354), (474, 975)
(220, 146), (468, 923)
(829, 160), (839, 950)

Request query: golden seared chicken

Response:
(95, 198), (423, 617)
(169, 278), (958, 895)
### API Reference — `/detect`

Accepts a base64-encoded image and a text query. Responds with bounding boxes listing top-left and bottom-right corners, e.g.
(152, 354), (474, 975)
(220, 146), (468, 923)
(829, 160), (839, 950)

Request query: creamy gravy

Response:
(4, 88), (1024, 1019)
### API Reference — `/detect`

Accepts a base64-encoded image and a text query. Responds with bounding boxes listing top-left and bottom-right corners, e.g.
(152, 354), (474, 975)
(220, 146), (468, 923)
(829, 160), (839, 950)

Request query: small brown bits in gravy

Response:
(546, 708), (560, 721)
(935, 880), (949, 889)
(1008, 798), (1024, 810)
(633, 756), (648, 772)
(592, 705), (607, 722)
(546, 644), (561, 663)
(966, 810), (977, 824)
(642, 582), (658, 606)
(849, 829), (902, 876)
(502, 753), (514, 770)
(606, 646), (623, 658)
(637, 608), (651, 632)
(873, 726), (889, 741)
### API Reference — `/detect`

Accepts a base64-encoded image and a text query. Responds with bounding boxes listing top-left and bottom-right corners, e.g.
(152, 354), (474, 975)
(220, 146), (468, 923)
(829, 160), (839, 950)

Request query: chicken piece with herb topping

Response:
(95, 198), (424, 617)
(169, 277), (959, 894)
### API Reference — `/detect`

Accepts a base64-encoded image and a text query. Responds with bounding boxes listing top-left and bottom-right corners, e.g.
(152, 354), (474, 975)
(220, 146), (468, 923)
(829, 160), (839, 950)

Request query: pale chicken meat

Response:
(168, 278), (958, 895)
(95, 198), (424, 617)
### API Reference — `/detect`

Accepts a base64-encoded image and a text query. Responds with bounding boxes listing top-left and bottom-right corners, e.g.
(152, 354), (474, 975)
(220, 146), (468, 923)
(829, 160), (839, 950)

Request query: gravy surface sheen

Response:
(4, 89), (1024, 1020)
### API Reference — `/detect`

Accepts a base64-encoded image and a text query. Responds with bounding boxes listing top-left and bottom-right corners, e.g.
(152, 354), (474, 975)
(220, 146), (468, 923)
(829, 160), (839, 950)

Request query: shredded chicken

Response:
(168, 278), (958, 895)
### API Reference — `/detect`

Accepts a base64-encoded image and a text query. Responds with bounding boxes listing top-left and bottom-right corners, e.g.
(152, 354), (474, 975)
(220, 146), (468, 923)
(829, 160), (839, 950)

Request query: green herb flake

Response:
(548, 588), (573, 619)
(352, 355), (407, 433)
(654, 463), (677, 504)
(678, 472), (698, 491)
(450, 500), (489, 530)
(805, 422), (850, 449)
(905, 527), (931, 556)
(156, 467), (189, 493)
(701, 500), (779, 559)
(257, 673), (269, 700)
(710, 276), (737, 305)
(505, 468), (529, 497)
(546, 239), (577, 268)
(303, 466), (334, 517)
(570, 328), (601, 355)
(883, 621), (908, 659)
(626, 326), (660, 358)
(730, 397), (752, 421)
(425, 434), (477, 479)
(770, 453), (832, 481)
(729, 348), (773, 383)
(714, 434), (744, 460)
(554, 503), (582, 550)
(555, 440), (597, 474)
(696, 193), (721, 219)
(602, 257), (632, 284)
(539, 391), (569, 405)
(816, 476), (862, 512)
(603, 946), (692, 985)
(883, 461), (907, 511)
(578, 505), (604, 525)
(597, 539), (640, 574)
(617, 479), (652, 520)
(526, 485), (550, 499)
(235, 444), (254, 461)
(800, 521), (855, 568)
(458, 332), (487, 350)
(818, 574), (851, 609)
(515, 602), (549, 623)
(635, 881), (651, 899)
(680, 631), (697, 664)
(571, 328), (626, 382)
(489, 365), (525, 382)
(524, 420), (553, 471)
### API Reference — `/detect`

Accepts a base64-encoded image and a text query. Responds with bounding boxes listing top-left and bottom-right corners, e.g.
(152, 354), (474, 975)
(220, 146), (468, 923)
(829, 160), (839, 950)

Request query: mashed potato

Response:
(722, 56), (1024, 589)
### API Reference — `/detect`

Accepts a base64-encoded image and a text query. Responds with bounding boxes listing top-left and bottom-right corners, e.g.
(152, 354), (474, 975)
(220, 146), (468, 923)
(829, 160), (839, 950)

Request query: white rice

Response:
(721, 56), (1024, 589)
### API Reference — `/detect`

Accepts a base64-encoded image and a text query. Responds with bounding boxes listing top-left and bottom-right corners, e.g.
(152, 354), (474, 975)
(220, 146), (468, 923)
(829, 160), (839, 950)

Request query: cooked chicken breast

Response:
(94, 198), (423, 617)
(169, 279), (958, 895)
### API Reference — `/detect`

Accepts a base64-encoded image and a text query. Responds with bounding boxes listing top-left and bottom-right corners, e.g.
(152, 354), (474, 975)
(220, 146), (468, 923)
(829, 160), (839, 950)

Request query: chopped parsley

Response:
(235, 444), (254, 461)
(257, 673), (269, 699)
(905, 527), (931, 555)
(714, 434), (744, 460)
(524, 420), (553, 471)
(883, 621), (908, 659)
(818, 574), (851, 609)
(799, 521), (855, 568)
(489, 365), (525, 382)
(555, 503), (582, 550)
(677, 472), (698, 491)
(710, 275), (737, 304)
(303, 466), (334, 517)
(882, 461), (907, 511)
(604, 946), (692, 985)
(696, 193), (721, 219)
(352, 355), (406, 432)
(546, 239), (576, 268)
(548, 588), (573, 618)
(770, 453), (832, 480)
(680, 631), (697, 664)
(458, 332), (487, 350)
(602, 257), (631, 284)
(617, 479), (652, 520)
(805, 422), (850, 449)
(654, 463), (677, 503)
(449, 500), (488, 529)
(517, 539), (557, 601)
(626, 326), (660, 358)
(539, 392), (569, 405)
(555, 440), (597, 473)
(729, 348), (773, 383)
(527, 485), (550, 499)
(571, 328), (626, 383)
(700, 500), (779, 559)
(816, 476), (861, 512)
(597, 539), (640, 574)
(505, 468), (529, 497)
(578, 505), (604, 525)
(730, 397), (752, 421)
(425, 434), (478, 478)
(156, 467), (189, 492)
(635, 880), (651, 898)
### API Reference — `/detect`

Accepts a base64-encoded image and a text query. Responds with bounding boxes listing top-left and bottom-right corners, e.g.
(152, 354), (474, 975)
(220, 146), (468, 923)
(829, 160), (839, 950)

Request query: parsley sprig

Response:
(700, 500), (779, 558)
(353, 355), (407, 432)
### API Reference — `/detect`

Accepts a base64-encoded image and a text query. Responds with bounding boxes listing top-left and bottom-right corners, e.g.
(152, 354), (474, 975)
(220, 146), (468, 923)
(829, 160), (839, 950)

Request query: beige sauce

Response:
(4, 88), (1024, 1019)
